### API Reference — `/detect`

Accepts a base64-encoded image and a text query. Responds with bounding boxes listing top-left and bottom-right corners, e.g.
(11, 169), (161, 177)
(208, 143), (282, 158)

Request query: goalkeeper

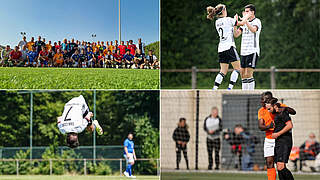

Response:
(57, 95), (103, 148)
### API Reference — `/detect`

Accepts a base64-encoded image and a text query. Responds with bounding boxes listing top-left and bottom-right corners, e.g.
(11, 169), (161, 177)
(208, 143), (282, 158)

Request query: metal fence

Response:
(0, 158), (160, 176)
(162, 66), (320, 89)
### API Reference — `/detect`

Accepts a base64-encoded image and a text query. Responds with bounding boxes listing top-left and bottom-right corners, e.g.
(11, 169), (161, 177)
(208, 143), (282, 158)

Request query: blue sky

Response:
(0, 0), (159, 47)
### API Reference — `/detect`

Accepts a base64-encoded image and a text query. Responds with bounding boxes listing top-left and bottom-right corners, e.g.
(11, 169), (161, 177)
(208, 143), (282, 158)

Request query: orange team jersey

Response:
(27, 42), (35, 51)
(54, 53), (64, 64)
(92, 46), (98, 53)
(258, 103), (287, 139)
(103, 49), (109, 56)
(46, 44), (52, 51)
(109, 45), (115, 52)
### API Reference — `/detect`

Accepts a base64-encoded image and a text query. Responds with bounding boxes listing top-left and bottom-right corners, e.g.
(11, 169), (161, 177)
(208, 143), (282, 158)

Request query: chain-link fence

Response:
(161, 90), (320, 172)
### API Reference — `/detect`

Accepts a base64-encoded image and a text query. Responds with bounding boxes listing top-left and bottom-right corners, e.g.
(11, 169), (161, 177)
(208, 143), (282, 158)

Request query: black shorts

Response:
(275, 138), (292, 163)
(218, 47), (240, 64)
(241, 53), (259, 69)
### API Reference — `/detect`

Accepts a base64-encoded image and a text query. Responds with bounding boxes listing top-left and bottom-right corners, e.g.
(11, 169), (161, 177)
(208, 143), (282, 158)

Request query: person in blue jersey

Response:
(123, 133), (137, 178)
(123, 50), (135, 69)
(87, 47), (96, 68)
(26, 46), (39, 67)
(71, 50), (81, 68)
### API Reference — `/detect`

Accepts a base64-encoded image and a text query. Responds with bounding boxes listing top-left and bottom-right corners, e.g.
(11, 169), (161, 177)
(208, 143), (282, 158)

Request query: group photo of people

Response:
(0, 36), (159, 69)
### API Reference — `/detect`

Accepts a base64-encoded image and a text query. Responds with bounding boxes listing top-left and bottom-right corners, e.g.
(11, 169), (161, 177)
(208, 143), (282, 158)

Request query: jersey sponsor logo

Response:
(61, 122), (74, 127)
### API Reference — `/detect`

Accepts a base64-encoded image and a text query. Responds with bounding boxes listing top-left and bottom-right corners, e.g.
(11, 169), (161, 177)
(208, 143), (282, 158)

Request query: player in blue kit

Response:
(26, 46), (38, 67)
(123, 133), (137, 178)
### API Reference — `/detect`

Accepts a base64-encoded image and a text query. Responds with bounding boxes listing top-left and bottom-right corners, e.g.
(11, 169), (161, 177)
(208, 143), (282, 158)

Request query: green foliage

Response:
(0, 67), (159, 89)
(86, 161), (113, 175)
(161, 0), (320, 89)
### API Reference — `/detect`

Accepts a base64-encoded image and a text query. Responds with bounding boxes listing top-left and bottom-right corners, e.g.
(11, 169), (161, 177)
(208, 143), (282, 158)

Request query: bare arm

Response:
(258, 118), (273, 131)
(234, 27), (242, 38)
(245, 21), (258, 33)
(285, 107), (296, 115)
(272, 121), (293, 139)
(133, 149), (137, 160)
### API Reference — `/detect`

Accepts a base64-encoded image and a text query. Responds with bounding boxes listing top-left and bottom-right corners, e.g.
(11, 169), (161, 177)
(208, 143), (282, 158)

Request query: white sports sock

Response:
(241, 79), (248, 90)
(247, 78), (255, 90)
(213, 72), (225, 90)
(228, 70), (240, 89)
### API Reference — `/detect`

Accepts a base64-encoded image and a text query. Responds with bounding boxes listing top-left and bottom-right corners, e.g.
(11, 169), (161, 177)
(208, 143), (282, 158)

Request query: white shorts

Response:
(264, 138), (275, 157)
(124, 153), (134, 163)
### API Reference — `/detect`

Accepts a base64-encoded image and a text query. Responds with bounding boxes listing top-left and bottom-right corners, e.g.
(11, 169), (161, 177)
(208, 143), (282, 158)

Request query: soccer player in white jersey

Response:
(57, 95), (103, 148)
(207, 4), (241, 90)
(234, 4), (262, 90)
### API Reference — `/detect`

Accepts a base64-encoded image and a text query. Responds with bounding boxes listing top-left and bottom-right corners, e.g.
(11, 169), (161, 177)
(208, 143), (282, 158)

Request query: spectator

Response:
(172, 117), (190, 170)
(203, 107), (222, 170)
(35, 36), (45, 53)
(1, 45), (11, 67)
(27, 37), (35, 51)
(137, 38), (145, 54)
(18, 36), (27, 50)
(128, 40), (137, 56)
(53, 49), (64, 67)
(38, 46), (49, 67)
(119, 41), (127, 56)
(144, 50), (158, 69)
(26, 46), (38, 67)
(292, 133), (320, 171)
(134, 49), (145, 69)
(9, 46), (22, 67)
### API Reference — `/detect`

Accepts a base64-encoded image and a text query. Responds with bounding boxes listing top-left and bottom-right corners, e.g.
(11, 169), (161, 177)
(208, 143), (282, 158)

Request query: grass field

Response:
(0, 67), (159, 89)
(161, 172), (320, 180)
(0, 175), (159, 180)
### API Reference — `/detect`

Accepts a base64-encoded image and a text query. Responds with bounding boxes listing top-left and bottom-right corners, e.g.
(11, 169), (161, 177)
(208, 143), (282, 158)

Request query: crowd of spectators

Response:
(0, 36), (159, 69)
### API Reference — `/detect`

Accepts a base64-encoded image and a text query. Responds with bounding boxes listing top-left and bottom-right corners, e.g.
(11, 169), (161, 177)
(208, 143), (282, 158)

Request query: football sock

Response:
(267, 168), (276, 180)
(228, 70), (240, 89)
(247, 78), (255, 90)
(242, 78), (248, 90)
(127, 164), (132, 176)
(213, 72), (225, 90)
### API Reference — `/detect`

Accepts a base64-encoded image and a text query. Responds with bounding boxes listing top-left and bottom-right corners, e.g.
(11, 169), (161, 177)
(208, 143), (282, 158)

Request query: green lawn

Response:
(0, 67), (159, 89)
(0, 175), (159, 180)
(161, 172), (320, 180)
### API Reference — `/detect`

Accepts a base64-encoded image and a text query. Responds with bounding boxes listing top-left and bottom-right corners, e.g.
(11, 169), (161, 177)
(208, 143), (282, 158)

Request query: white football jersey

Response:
(240, 18), (262, 56)
(58, 95), (90, 134)
(215, 17), (237, 52)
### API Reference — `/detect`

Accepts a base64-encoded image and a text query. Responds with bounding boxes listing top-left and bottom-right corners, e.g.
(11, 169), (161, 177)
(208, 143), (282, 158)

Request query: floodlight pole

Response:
(119, 0), (121, 42)
(93, 90), (96, 164)
(30, 92), (33, 161)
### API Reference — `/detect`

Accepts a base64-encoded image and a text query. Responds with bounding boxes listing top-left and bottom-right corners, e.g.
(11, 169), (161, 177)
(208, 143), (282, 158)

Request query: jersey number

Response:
(218, 28), (226, 41)
(64, 107), (73, 121)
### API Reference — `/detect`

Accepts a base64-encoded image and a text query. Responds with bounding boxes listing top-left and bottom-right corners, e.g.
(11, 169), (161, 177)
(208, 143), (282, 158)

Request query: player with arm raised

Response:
(266, 98), (295, 180)
(123, 133), (137, 178)
(57, 95), (103, 148)
(258, 91), (296, 180)
(207, 4), (241, 90)
(234, 4), (262, 90)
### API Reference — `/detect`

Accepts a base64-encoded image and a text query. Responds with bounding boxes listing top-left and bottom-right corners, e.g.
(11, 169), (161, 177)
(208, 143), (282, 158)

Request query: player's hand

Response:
(224, 134), (230, 139)
(271, 132), (280, 139)
(209, 130), (215, 134)
(234, 14), (238, 21)
(268, 122), (275, 129)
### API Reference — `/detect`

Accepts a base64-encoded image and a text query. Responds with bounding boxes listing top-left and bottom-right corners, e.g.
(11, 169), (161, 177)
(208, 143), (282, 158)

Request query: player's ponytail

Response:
(207, 4), (225, 20)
